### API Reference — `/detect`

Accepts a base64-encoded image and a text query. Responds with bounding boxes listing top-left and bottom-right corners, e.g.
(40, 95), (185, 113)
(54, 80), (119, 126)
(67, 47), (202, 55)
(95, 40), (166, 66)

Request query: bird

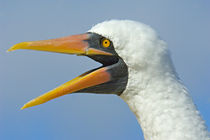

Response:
(8, 20), (209, 140)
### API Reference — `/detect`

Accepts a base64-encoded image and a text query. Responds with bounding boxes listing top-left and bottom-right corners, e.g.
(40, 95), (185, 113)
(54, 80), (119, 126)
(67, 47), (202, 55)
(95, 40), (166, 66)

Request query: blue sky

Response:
(0, 0), (210, 140)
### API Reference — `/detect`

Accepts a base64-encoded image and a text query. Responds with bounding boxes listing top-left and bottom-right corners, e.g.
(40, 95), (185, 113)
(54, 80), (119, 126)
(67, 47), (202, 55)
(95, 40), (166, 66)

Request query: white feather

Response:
(89, 20), (209, 140)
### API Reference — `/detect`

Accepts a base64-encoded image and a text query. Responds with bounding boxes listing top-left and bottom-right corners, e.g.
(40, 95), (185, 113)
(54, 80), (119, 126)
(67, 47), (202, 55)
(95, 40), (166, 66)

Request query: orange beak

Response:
(7, 34), (112, 56)
(8, 33), (113, 109)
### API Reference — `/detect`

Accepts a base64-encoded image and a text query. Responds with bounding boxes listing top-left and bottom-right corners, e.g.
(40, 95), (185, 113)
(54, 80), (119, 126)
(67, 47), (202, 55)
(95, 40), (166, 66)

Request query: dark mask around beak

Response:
(8, 32), (128, 109)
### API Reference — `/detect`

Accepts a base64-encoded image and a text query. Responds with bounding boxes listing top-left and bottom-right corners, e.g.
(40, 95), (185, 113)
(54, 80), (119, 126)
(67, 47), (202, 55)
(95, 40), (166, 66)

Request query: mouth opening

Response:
(87, 55), (119, 66)
(78, 55), (119, 81)
(20, 55), (117, 110)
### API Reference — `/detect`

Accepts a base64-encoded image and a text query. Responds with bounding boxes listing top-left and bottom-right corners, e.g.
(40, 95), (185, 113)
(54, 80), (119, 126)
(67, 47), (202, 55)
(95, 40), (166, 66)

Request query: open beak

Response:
(8, 33), (114, 109)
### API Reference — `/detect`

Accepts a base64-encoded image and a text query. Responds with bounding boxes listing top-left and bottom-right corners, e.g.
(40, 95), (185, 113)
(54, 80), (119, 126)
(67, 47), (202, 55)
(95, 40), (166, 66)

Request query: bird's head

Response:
(8, 20), (174, 109)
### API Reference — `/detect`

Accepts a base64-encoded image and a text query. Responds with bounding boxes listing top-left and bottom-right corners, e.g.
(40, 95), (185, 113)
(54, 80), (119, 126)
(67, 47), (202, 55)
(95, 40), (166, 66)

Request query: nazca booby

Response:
(8, 20), (209, 140)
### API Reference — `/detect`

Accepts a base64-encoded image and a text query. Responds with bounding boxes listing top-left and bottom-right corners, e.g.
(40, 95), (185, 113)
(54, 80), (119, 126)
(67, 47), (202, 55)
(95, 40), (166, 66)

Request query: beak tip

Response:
(20, 105), (26, 110)
(7, 45), (19, 52)
(21, 104), (30, 110)
(7, 42), (31, 52)
(7, 47), (15, 52)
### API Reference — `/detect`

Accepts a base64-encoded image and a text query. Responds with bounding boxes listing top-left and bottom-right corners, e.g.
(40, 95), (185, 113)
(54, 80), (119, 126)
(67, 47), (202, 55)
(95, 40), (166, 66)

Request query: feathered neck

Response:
(120, 69), (209, 140)
(89, 20), (209, 140)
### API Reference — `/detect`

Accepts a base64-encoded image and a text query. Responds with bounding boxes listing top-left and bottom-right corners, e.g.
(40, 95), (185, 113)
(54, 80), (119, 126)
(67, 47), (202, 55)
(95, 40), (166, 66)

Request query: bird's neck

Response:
(120, 70), (209, 140)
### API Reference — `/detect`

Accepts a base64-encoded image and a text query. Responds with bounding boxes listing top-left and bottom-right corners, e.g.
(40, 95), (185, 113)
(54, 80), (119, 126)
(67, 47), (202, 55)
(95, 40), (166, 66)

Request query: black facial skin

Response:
(85, 32), (119, 65)
(76, 32), (128, 96)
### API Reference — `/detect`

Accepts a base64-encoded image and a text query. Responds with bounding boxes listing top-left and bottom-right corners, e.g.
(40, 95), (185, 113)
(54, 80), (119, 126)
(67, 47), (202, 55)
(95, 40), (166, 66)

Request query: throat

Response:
(120, 74), (209, 140)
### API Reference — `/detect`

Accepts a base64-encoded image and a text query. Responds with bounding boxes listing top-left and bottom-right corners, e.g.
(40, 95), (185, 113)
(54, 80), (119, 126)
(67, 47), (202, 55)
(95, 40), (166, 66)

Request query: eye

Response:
(102, 39), (111, 48)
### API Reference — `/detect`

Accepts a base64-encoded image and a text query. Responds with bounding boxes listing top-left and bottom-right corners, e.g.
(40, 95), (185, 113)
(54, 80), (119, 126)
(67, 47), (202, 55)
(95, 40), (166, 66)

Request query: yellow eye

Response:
(102, 39), (111, 48)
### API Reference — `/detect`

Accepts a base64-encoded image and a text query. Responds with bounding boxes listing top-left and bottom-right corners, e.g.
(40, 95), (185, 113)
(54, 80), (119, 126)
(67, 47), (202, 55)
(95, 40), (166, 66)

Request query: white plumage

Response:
(90, 20), (209, 140)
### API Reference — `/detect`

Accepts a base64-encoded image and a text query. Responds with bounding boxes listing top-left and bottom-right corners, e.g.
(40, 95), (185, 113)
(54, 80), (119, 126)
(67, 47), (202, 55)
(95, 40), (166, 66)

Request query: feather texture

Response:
(90, 20), (209, 140)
